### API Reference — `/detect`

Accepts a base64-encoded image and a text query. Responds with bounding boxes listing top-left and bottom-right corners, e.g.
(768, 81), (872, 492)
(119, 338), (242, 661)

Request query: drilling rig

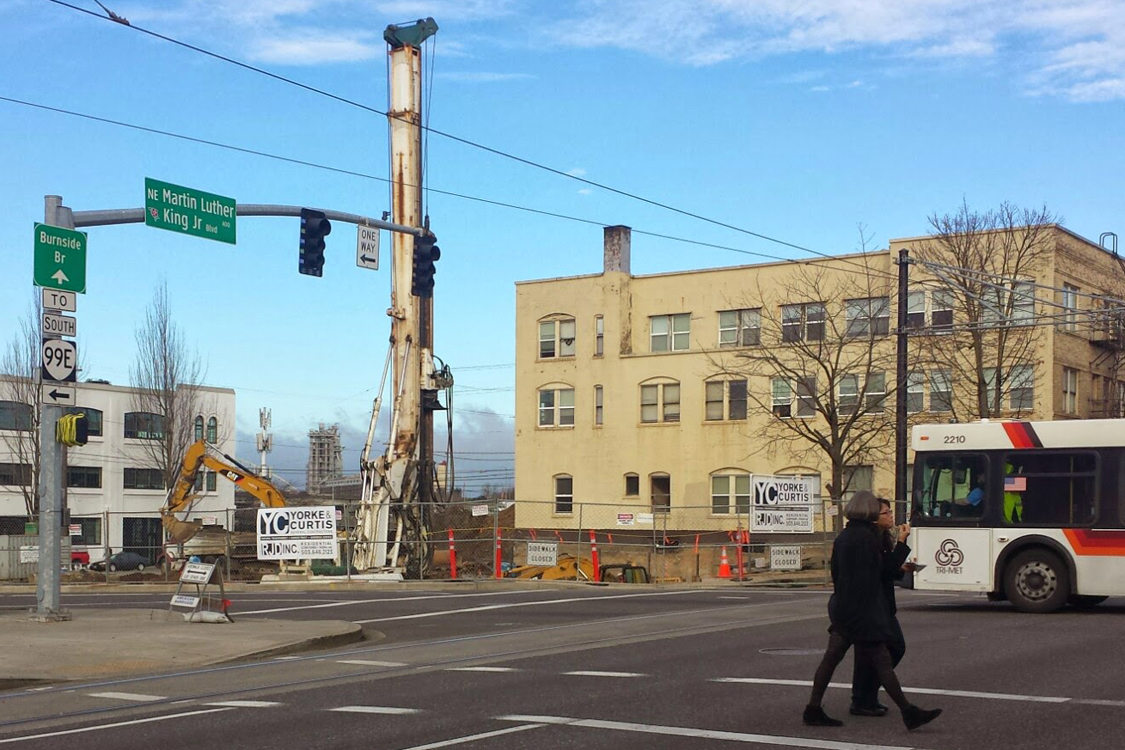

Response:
(352, 18), (452, 577)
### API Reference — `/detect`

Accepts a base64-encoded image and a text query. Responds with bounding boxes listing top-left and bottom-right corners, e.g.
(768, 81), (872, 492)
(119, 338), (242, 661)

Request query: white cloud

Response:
(438, 71), (535, 83)
(252, 35), (380, 65)
(566, 168), (587, 177)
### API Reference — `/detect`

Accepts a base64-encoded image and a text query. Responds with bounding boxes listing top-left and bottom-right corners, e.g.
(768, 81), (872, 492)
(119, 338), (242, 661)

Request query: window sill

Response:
(537, 425), (575, 430)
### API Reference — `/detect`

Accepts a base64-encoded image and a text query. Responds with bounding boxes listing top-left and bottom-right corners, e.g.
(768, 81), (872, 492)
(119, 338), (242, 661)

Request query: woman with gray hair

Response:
(803, 490), (941, 731)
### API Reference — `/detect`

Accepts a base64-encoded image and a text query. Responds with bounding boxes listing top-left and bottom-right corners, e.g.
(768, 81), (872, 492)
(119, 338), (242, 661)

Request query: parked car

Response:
(89, 551), (150, 572)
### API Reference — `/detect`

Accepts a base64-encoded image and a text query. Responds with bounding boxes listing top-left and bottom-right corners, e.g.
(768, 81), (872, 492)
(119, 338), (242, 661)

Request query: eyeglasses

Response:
(879, 509), (893, 516)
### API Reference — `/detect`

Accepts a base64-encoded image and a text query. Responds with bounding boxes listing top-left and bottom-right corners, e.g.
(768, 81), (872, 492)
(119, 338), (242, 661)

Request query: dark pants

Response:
(852, 616), (905, 708)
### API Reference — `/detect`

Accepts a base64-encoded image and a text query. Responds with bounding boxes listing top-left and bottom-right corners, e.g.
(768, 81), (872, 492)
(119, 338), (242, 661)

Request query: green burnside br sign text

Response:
(33, 223), (87, 293)
(145, 177), (236, 244)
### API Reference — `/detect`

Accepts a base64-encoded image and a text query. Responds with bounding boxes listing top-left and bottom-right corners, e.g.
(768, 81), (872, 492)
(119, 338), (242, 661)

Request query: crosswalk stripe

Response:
(563, 670), (645, 678)
(445, 666), (519, 672)
(329, 706), (422, 715)
(204, 701), (282, 708)
(338, 659), (408, 667)
(87, 692), (165, 702)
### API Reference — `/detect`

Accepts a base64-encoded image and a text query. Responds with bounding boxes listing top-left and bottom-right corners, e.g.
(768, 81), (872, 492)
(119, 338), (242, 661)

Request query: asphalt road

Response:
(2, 586), (1124, 749)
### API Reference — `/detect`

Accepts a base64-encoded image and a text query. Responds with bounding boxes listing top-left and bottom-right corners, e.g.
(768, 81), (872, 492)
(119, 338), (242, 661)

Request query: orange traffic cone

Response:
(717, 546), (732, 579)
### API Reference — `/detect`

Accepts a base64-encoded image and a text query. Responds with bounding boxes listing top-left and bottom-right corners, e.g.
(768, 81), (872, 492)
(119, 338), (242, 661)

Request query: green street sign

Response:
(33, 223), (87, 293)
(145, 177), (236, 244)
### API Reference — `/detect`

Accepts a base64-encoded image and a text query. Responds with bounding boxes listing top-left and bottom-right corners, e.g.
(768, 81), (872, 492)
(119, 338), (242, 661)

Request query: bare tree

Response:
(129, 283), (208, 490)
(913, 201), (1059, 420)
(712, 255), (898, 512)
(1, 296), (43, 518)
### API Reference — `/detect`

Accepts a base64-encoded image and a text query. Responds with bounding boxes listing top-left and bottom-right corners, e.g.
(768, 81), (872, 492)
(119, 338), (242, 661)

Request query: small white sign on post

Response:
(471, 504), (489, 517)
(770, 545), (803, 571)
(180, 561), (216, 584)
(356, 225), (379, 270)
(527, 542), (558, 566)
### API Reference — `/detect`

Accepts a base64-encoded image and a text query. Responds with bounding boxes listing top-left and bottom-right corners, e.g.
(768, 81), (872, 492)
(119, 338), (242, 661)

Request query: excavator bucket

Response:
(163, 516), (203, 544)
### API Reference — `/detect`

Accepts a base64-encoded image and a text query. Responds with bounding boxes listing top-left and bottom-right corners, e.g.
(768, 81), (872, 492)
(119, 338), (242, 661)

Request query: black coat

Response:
(827, 519), (895, 642)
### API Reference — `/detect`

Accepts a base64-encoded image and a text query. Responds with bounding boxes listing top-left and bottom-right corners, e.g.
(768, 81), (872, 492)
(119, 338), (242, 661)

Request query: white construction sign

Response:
(527, 542), (558, 566)
(770, 545), (803, 571)
(256, 507), (337, 560)
(750, 475), (815, 533)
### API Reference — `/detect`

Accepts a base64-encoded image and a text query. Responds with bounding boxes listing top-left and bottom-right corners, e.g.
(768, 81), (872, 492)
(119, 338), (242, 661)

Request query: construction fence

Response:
(0, 496), (848, 583)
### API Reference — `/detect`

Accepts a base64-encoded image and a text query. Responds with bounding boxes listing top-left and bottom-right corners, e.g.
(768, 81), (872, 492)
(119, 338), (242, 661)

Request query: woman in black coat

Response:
(803, 490), (941, 731)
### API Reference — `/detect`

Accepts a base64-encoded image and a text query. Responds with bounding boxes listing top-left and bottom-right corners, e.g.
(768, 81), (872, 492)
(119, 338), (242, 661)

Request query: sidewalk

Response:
(0, 607), (362, 689)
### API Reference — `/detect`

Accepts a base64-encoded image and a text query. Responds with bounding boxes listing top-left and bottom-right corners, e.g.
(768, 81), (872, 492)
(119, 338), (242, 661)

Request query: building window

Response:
(845, 297), (890, 337)
(711, 473), (750, 515)
(624, 473), (639, 496)
(906, 372), (924, 413)
(539, 317), (576, 359)
(718, 309), (761, 347)
(705, 379), (747, 421)
(594, 315), (604, 357)
(206, 417), (218, 443)
(865, 372), (887, 413)
(554, 475), (573, 514)
(839, 375), (859, 415)
(194, 415), (204, 441)
(651, 474), (671, 513)
(906, 291), (925, 330)
(1061, 284), (1079, 332)
(1062, 367), (1078, 414)
(907, 290), (954, 332)
(538, 387), (575, 427)
(650, 313), (691, 352)
(840, 373), (885, 414)
(984, 279), (1035, 325)
(123, 468), (164, 490)
(0, 401), (33, 431)
(771, 378), (792, 418)
(0, 463), (32, 486)
(66, 466), (102, 489)
(931, 369), (952, 412)
(796, 375), (816, 418)
(1010, 365), (1034, 411)
(194, 471), (219, 492)
(640, 382), (680, 423)
(124, 412), (164, 440)
(781, 302), (826, 343)
(594, 385), (603, 426)
(70, 516), (101, 546)
(63, 407), (102, 437)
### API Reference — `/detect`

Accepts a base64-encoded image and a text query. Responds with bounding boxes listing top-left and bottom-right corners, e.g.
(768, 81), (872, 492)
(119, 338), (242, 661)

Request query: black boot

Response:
(803, 705), (843, 727)
(902, 705), (942, 730)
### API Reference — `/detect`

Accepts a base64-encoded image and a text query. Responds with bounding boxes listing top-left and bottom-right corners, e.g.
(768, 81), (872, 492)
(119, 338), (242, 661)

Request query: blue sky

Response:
(2, 0), (1123, 491)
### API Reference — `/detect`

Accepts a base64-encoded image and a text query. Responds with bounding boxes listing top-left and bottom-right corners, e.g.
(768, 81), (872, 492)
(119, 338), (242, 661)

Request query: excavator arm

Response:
(162, 440), (286, 543)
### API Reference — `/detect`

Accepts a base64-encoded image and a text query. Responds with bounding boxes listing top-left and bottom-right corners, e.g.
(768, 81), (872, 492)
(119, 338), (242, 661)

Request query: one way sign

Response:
(356, 225), (379, 270)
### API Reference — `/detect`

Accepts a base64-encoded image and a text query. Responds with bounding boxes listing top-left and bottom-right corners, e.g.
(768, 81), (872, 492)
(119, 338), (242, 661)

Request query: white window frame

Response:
(539, 317), (576, 359)
(650, 313), (691, 352)
(705, 379), (748, 421)
(650, 473), (671, 513)
(718, 308), (761, 347)
(931, 369), (952, 412)
(781, 302), (826, 343)
(554, 474), (573, 514)
(711, 472), (750, 515)
(1063, 367), (1078, 414)
(906, 371), (925, 413)
(538, 387), (575, 428)
(1061, 284), (1079, 332)
(594, 315), (604, 357)
(845, 297), (890, 338)
(594, 385), (603, 426)
(640, 382), (680, 423)
(771, 378), (792, 418)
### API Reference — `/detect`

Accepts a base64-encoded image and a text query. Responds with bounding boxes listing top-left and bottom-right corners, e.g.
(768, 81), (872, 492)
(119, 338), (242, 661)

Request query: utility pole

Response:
(34, 196), (71, 622)
(894, 248), (911, 516)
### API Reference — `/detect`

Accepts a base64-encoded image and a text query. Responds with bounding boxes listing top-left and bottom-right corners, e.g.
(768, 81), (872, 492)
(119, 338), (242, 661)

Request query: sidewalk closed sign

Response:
(256, 507), (337, 560)
(751, 475), (815, 533)
(527, 542), (558, 566)
(770, 545), (802, 571)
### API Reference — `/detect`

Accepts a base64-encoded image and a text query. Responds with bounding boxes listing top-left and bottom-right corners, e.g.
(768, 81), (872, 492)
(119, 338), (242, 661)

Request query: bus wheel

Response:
(1069, 595), (1108, 609)
(1005, 550), (1068, 613)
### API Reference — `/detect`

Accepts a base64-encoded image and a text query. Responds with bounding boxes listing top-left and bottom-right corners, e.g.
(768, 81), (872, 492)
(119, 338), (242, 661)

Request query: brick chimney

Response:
(604, 225), (631, 274)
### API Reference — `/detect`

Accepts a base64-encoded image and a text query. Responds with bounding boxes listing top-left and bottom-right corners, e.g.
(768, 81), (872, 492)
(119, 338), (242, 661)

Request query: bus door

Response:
(913, 528), (993, 591)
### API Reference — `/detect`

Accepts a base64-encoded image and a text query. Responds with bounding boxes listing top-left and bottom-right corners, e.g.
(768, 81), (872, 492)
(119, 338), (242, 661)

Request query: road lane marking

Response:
(338, 659), (409, 667)
(329, 706), (423, 715)
(0, 707), (234, 745)
(236, 590), (540, 616)
(563, 670), (646, 678)
(715, 677), (1073, 704)
(497, 714), (915, 750)
(86, 691), (165, 702)
(445, 666), (519, 672)
(204, 700), (282, 707)
(397, 724), (544, 749)
(354, 589), (717, 624)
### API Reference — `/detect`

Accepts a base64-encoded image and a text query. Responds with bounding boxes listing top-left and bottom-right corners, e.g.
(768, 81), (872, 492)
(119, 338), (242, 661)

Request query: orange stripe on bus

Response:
(1063, 528), (1125, 555)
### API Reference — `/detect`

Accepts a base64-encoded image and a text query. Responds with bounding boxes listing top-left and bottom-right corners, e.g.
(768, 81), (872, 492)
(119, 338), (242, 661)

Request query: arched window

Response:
(639, 378), (680, 423)
(538, 383), (575, 428)
(0, 401), (33, 431)
(538, 314), (576, 359)
(554, 474), (573, 514)
(206, 417), (218, 443)
(194, 416), (204, 441)
(650, 473), (671, 513)
(710, 470), (751, 515)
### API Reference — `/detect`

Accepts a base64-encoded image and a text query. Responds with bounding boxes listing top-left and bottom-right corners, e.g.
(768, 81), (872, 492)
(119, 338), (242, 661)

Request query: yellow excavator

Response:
(162, 440), (287, 544)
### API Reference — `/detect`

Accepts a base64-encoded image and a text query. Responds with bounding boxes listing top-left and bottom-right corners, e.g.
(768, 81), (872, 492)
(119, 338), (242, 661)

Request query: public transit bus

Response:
(910, 419), (1125, 613)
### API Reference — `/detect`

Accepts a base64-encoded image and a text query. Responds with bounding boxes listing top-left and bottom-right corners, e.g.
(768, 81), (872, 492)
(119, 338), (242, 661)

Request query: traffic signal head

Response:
(299, 208), (332, 277)
(411, 234), (440, 297)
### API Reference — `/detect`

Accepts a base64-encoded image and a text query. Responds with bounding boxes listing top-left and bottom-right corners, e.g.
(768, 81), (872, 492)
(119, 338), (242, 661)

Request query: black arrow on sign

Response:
(48, 389), (73, 402)
(360, 255), (377, 264)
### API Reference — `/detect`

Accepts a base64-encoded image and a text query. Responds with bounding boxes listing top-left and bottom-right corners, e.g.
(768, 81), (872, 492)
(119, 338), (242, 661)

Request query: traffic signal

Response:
(299, 208), (332, 277)
(411, 234), (440, 297)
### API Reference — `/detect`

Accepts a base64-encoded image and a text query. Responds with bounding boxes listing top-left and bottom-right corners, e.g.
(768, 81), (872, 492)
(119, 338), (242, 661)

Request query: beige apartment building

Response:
(514, 224), (1124, 533)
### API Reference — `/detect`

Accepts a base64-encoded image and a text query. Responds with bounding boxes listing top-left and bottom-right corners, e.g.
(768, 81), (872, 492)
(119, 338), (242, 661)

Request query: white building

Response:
(0, 378), (235, 564)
